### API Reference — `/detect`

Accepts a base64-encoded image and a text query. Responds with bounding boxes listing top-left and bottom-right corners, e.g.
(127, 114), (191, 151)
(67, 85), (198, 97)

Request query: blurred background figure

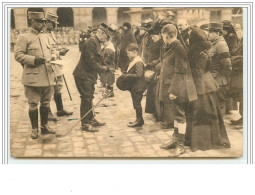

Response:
(177, 18), (190, 47)
(118, 22), (137, 72)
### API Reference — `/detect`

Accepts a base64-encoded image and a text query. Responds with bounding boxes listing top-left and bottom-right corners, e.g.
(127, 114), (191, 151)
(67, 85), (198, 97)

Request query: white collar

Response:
(127, 56), (144, 72)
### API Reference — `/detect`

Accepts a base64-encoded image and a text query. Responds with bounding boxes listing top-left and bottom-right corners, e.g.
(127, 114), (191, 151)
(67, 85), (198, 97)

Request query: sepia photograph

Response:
(9, 6), (244, 158)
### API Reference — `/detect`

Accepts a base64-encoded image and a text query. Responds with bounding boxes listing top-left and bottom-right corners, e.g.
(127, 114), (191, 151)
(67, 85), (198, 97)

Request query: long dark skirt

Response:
(145, 82), (156, 114)
(187, 92), (231, 151)
(154, 80), (162, 121)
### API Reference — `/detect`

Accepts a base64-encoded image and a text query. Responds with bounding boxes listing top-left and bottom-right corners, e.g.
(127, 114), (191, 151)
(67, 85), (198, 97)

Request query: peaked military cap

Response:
(209, 22), (223, 31)
(45, 12), (59, 24)
(27, 12), (46, 20)
(221, 20), (231, 28)
(200, 24), (209, 31)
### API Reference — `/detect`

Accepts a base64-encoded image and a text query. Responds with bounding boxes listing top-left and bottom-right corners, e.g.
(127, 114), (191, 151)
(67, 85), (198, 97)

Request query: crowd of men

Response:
(14, 11), (243, 156)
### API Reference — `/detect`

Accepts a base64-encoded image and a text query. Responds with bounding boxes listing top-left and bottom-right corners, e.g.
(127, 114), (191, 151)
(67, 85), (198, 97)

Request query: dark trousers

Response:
(130, 91), (143, 120)
(74, 77), (95, 124)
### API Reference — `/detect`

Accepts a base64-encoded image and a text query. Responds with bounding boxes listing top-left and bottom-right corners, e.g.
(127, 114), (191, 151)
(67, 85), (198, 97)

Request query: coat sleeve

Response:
(14, 34), (36, 66)
(84, 39), (107, 72)
(126, 62), (144, 78)
(168, 45), (188, 96)
(228, 34), (238, 55)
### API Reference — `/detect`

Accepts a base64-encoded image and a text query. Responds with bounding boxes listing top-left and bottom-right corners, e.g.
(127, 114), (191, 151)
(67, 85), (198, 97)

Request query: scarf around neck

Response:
(127, 55), (144, 72)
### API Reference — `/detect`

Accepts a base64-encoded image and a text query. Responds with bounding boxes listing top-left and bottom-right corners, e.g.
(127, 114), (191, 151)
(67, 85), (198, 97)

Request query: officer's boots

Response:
(48, 107), (59, 121)
(29, 109), (39, 139)
(40, 106), (56, 135)
(54, 93), (73, 117)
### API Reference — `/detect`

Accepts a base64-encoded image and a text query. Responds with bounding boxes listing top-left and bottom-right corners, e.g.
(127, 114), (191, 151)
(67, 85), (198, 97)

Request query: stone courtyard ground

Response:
(10, 45), (243, 158)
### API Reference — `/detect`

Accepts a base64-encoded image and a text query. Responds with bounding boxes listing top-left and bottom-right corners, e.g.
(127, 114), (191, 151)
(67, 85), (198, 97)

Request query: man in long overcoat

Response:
(73, 24), (111, 132)
(159, 24), (197, 156)
(15, 12), (56, 139)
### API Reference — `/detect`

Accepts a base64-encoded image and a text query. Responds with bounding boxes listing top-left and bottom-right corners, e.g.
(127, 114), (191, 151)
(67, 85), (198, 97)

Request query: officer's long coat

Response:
(15, 27), (55, 87)
(158, 40), (197, 103)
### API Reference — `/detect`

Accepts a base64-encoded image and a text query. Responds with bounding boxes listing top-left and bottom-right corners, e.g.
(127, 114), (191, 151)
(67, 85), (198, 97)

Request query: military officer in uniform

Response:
(73, 23), (111, 132)
(44, 12), (73, 121)
(15, 12), (55, 139)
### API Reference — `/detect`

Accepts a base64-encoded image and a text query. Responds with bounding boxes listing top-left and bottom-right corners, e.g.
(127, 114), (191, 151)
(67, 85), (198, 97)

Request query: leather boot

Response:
(160, 128), (179, 149)
(40, 106), (56, 135)
(54, 93), (73, 117)
(169, 134), (185, 157)
(29, 109), (38, 139)
(48, 107), (59, 121)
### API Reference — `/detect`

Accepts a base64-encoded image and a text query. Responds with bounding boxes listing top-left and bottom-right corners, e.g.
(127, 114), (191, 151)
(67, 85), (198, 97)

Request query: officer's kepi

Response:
(27, 12), (46, 22)
(45, 12), (59, 24)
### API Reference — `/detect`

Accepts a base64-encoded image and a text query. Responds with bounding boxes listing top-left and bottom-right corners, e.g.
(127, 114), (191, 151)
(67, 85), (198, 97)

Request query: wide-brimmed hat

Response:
(99, 23), (114, 36)
(45, 12), (59, 24)
(116, 75), (135, 91)
(28, 12), (46, 20)
(209, 22), (223, 32)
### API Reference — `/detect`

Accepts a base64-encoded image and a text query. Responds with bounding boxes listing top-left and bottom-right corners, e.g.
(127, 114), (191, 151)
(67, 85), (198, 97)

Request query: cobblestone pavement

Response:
(10, 46), (243, 158)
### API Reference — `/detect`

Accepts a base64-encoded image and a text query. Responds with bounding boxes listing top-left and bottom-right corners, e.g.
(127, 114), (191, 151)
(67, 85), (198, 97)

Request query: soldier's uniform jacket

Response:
(73, 35), (106, 84)
(209, 36), (232, 86)
(15, 27), (54, 87)
(158, 40), (197, 103)
(46, 31), (63, 77)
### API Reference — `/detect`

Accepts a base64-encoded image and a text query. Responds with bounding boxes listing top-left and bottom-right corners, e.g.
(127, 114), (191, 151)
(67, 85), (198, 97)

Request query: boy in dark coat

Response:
(123, 43), (147, 127)
(159, 24), (197, 156)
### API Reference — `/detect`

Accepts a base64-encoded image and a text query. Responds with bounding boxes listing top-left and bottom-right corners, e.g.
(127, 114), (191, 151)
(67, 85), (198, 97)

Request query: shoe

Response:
(89, 118), (105, 127)
(127, 119), (144, 127)
(41, 124), (56, 134)
(57, 109), (73, 117)
(108, 92), (114, 98)
(160, 133), (178, 149)
(160, 122), (173, 129)
(48, 110), (59, 121)
(82, 124), (99, 132)
(230, 117), (243, 125)
(168, 143), (185, 157)
(31, 128), (38, 139)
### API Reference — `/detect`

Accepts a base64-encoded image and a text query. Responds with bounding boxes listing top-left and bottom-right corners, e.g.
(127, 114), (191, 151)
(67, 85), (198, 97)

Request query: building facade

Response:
(11, 7), (242, 30)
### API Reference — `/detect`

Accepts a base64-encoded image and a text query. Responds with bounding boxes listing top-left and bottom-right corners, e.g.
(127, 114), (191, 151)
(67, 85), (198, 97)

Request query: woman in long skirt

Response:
(187, 27), (231, 151)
